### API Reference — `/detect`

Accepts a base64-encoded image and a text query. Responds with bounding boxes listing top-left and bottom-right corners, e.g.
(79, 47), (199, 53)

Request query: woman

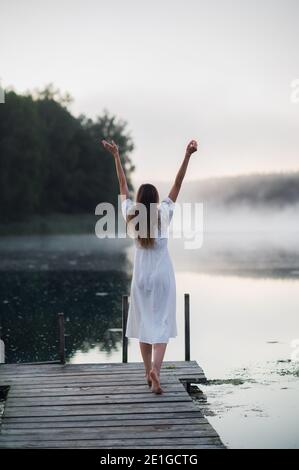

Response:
(101, 138), (198, 393)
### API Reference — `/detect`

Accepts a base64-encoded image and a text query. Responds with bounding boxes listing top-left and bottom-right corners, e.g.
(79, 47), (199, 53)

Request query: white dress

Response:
(121, 196), (177, 344)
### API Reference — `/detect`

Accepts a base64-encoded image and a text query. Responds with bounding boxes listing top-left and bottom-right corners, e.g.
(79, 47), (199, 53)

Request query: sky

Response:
(1, 0), (299, 184)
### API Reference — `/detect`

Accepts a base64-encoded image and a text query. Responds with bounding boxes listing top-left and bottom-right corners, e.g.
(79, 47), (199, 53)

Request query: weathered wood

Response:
(0, 371), (203, 380)
(122, 295), (128, 363)
(7, 383), (184, 398)
(0, 364), (204, 377)
(0, 359), (202, 371)
(0, 373), (206, 387)
(0, 361), (224, 449)
(0, 377), (205, 388)
(0, 367), (204, 380)
(3, 402), (199, 417)
(0, 437), (225, 449)
(184, 293), (191, 394)
(58, 313), (65, 365)
(6, 391), (192, 406)
(184, 293), (191, 362)
(0, 337), (5, 364)
(1, 410), (204, 424)
(1, 417), (210, 430)
(0, 360), (202, 376)
(0, 425), (219, 440)
(118, 445), (226, 449)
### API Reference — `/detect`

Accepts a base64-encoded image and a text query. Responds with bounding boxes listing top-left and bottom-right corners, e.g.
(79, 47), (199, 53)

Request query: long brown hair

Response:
(127, 183), (160, 248)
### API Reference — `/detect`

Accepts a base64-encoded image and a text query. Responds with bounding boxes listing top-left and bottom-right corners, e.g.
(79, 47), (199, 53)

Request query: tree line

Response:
(0, 85), (135, 222)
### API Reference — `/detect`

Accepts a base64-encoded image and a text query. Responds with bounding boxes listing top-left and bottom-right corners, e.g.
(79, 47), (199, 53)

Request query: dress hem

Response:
(125, 335), (177, 344)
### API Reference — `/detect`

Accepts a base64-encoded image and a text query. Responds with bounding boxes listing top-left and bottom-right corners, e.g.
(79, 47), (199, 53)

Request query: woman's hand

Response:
(102, 138), (129, 198)
(185, 139), (198, 157)
(101, 139), (119, 158)
(168, 139), (199, 202)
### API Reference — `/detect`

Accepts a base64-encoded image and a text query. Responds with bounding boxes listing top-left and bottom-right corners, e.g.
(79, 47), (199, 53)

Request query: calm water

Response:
(0, 220), (299, 448)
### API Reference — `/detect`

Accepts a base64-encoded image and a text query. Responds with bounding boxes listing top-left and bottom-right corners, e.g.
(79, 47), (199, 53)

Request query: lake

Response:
(0, 210), (299, 448)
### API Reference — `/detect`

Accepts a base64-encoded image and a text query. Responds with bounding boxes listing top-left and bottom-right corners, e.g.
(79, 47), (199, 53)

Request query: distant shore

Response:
(0, 213), (99, 236)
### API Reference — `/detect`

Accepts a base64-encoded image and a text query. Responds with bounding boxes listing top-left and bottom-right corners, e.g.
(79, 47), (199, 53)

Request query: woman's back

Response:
(121, 196), (175, 248)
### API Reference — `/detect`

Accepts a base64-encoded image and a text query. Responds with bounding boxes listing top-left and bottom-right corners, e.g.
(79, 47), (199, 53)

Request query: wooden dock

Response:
(0, 360), (225, 449)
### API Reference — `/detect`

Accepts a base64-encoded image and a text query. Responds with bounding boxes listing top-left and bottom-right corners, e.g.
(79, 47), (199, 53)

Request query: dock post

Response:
(184, 293), (190, 361)
(184, 293), (191, 393)
(58, 312), (65, 364)
(0, 334), (4, 364)
(122, 295), (128, 363)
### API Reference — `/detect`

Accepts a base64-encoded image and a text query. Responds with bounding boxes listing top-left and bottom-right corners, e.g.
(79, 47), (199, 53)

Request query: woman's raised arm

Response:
(168, 140), (198, 202)
(101, 139), (130, 200)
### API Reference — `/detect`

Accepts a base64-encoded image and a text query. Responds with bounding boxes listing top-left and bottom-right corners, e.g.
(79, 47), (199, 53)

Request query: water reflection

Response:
(0, 270), (130, 363)
(0, 236), (132, 364)
(1, 232), (299, 365)
(0, 230), (298, 448)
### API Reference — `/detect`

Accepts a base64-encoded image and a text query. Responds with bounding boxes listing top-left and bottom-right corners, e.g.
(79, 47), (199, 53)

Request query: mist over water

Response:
(166, 202), (299, 276)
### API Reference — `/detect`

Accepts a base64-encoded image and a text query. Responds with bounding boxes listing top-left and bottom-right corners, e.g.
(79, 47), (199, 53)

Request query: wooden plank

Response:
(7, 383), (184, 397)
(0, 363), (202, 378)
(0, 373), (205, 387)
(117, 445), (225, 449)
(0, 360), (201, 370)
(3, 402), (198, 418)
(1, 379), (186, 389)
(1, 378), (179, 389)
(1, 410), (204, 424)
(1, 417), (209, 430)
(6, 391), (192, 407)
(7, 388), (188, 400)
(2, 407), (203, 425)
(0, 364), (202, 375)
(0, 367), (204, 380)
(0, 361), (60, 367)
(1, 379), (205, 390)
(0, 425), (219, 440)
(102, 445), (225, 449)
(0, 436), (223, 449)
(0, 367), (205, 383)
(1, 373), (182, 382)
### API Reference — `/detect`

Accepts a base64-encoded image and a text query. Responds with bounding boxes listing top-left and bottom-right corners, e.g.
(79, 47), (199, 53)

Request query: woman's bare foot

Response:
(145, 372), (152, 387)
(149, 368), (163, 394)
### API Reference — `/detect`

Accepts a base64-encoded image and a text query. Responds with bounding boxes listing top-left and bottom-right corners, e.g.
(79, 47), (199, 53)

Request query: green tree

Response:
(0, 87), (135, 221)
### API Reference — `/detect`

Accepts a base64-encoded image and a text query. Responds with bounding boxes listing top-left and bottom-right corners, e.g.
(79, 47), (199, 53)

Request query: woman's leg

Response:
(139, 342), (152, 385)
(150, 343), (167, 394)
(152, 343), (167, 376)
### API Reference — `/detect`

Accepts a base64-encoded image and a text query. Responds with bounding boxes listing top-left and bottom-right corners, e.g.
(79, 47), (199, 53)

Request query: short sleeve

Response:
(121, 198), (134, 221)
(160, 196), (175, 225)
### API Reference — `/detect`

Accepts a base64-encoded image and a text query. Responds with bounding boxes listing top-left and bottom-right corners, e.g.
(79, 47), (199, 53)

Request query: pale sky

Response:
(1, 0), (299, 184)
